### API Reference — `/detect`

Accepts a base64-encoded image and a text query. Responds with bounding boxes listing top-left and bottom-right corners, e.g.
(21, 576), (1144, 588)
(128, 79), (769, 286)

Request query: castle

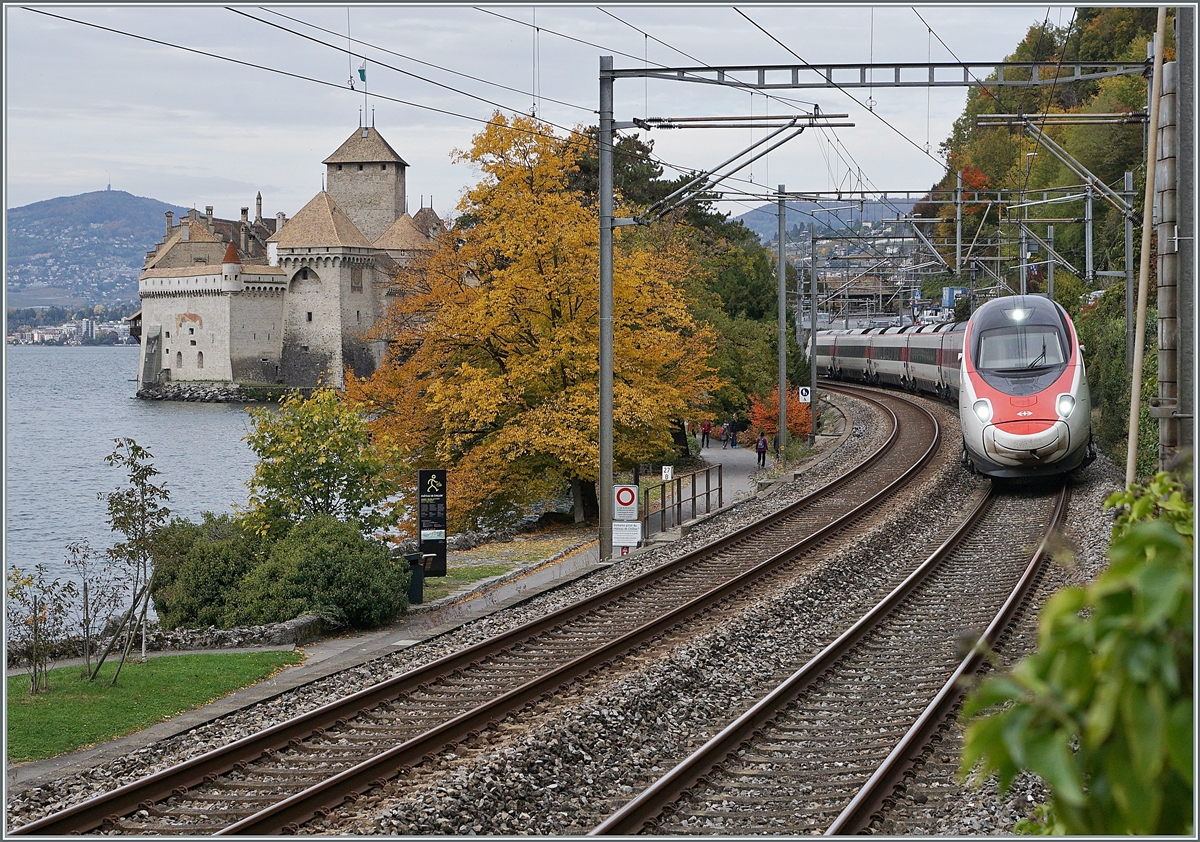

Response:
(134, 126), (443, 393)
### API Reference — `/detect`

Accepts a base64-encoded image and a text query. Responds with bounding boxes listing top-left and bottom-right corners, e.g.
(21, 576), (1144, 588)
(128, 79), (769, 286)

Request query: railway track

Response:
(589, 481), (1068, 836)
(14, 386), (939, 837)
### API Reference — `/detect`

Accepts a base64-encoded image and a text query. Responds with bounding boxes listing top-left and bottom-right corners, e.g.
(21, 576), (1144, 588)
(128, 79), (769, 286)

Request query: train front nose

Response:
(984, 420), (1071, 464)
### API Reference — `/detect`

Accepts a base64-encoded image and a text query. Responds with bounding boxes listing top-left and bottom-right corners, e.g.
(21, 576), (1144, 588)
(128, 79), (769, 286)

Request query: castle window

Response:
(307, 312), (313, 322)
(165, 331), (170, 338)
(381, 164), (386, 170)
(197, 351), (204, 370)
(356, 310), (360, 323)
(190, 340), (196, 346)
(188, 327), (194, 335)
(358, 164), (363, 171)
(176, 351), (182, 369)
(337, 164), (342, 171)
(302, 268), (309, 280)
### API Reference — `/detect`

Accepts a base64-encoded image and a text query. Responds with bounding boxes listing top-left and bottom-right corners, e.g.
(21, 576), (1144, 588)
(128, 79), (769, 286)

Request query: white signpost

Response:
(661, 465), (674, 481)
(611, 520), (642, 548)
(798, 386), (812, 403)
(613, 485), (639, 521)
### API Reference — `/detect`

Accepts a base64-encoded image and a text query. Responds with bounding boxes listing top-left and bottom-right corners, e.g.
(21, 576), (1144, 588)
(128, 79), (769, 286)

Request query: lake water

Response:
(5, 346), (260, 582)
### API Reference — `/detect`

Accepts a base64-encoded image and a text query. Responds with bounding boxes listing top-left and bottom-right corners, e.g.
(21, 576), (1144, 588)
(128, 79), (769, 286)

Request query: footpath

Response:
(7, 432), (834, 793)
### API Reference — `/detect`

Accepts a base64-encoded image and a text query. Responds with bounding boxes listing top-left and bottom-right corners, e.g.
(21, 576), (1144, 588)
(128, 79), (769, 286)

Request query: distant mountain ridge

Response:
(6, 189), (188, 307)
(733, 197), (918, 242)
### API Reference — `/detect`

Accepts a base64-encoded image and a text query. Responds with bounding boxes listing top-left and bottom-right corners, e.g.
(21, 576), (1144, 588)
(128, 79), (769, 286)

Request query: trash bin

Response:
(404, 552), (424, 605)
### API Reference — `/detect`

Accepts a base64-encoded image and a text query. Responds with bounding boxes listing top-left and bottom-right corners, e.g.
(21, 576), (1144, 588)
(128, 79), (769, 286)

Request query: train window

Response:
(910, 347), (938, 366)
(976, 327), (1066, 370)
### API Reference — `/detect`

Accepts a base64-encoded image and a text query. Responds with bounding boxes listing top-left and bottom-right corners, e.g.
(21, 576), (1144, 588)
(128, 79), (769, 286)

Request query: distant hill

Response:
(6, 189), (188, 308)
(733, 197), (917, 242)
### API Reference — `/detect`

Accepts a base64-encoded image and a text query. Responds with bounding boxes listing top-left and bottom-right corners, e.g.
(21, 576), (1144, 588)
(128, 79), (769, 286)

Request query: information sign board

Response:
(611, 521), (642, 547)
(613, 485), (639, 521)
(798, 386), (812, 403)
(417, 469), (448, 576)
(661, 465), (674, 482)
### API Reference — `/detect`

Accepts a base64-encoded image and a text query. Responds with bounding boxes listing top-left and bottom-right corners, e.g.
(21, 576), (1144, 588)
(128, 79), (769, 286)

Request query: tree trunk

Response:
(575, 478), (600, 521)
(671, 419), (690, 459)
(571, 479), (586, 523)
(89, 583), (145, 681)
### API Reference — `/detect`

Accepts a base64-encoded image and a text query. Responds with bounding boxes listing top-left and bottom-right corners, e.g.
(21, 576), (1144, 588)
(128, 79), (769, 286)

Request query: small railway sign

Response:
(611, 521), (641, 548)
(614, 485), (639, 521)
(798, 386), (812, 403)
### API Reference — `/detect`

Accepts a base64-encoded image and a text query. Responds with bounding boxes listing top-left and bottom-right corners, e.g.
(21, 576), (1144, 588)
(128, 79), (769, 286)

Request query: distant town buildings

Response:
(133, 125), (442, 392)
(7, 319), (133, 345)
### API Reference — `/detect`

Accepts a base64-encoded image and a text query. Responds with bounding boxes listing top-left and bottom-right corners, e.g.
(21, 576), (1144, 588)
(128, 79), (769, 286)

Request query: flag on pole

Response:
(358, 60), (367, 82)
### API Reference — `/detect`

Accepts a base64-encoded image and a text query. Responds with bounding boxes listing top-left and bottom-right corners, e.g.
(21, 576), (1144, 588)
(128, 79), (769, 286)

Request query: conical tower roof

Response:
(222, 242), (240, 264)
(266, 192), (374, 249)
(374, 213), (434, 250)
(322, 126), (408, 165)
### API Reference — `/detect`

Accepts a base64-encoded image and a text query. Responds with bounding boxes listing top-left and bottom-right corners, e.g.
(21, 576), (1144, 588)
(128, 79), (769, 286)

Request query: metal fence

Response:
(641, 465), (723, 539)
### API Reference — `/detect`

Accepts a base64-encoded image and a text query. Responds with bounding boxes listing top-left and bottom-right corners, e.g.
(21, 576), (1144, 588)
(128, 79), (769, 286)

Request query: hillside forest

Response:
(914, 7), (1171, 475)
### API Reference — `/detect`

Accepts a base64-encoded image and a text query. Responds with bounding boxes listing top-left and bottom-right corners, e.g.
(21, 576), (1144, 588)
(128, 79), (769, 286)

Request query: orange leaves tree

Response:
(747, 386), (812, 441)
(347, 113), (718, 530)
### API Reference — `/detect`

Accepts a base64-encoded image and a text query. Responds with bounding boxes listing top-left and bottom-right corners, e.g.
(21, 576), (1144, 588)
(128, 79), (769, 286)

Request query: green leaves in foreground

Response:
(960, 470), (1193, 835)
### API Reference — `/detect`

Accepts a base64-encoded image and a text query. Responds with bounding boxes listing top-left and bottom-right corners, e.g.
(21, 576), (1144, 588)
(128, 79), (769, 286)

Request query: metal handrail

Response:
(641, 465), (723, 539)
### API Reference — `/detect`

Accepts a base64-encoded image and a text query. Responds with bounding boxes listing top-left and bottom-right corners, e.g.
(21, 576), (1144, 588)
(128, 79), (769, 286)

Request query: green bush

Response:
(229, 516), (408, 629)
(959, 468), (1194, 834)
(150, 514), (266, 630)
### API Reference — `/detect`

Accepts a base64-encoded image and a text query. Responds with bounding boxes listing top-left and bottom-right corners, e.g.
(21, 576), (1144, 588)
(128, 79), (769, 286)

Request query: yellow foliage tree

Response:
(347, 113), (719, 530)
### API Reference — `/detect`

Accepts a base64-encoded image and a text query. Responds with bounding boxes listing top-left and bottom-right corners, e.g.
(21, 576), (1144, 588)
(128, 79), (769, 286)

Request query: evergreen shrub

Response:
(230, 516), (408, 629)
(150, 514), (265, 630)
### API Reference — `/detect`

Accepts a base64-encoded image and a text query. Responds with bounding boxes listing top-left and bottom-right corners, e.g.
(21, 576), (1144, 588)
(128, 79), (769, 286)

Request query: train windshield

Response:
(976, 326), (1066, 371)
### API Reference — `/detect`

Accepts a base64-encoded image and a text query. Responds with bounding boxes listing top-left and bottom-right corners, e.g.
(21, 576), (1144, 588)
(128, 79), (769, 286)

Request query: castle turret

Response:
(221, 241), (243, 293)
(322, 126), (408, 242)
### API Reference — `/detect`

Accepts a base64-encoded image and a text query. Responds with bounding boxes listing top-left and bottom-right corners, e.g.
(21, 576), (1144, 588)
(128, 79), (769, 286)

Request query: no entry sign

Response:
(613, 485), (638, 521)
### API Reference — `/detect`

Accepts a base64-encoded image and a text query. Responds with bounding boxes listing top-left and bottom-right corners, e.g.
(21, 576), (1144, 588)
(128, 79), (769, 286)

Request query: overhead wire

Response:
(734, 7), (947, 168)
(259, 7), (591, 114)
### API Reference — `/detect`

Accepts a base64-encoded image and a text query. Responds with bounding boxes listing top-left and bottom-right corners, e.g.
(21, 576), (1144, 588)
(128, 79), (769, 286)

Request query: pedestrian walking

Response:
(700, 419), (712, 449)
(755, 432), (769, 468)
(720, 423), (728, 449)
(729, 416), (739, 448)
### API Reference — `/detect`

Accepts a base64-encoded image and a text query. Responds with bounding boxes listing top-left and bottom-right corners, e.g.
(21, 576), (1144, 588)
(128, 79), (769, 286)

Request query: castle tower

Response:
(322, 126), (408, 242)
(220, 241), (243, 293)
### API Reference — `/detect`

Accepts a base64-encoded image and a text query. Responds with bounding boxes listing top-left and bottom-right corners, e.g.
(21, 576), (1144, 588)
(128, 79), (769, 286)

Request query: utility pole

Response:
(955, 170), (963, 276)
(1125, 171), (1136, 373)
(1047, 225), (1055, 299)
(599, 56), (615, 561)
(777, 186), (788, 454)
(1084, 180), (1095, 285)
(809, 224), (818, 447)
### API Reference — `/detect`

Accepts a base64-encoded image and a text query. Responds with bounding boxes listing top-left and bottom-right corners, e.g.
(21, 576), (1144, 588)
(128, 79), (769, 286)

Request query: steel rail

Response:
(14, 386), (933, 837)
(588, 483), (994, 836)
(826, 483), (1069, 835)
(589, 482), (1067, 837)
(217, 390), (938, 835)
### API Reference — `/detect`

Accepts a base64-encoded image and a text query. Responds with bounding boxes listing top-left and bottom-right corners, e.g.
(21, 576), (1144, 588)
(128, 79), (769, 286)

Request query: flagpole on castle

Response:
(359, 60), (367, 127)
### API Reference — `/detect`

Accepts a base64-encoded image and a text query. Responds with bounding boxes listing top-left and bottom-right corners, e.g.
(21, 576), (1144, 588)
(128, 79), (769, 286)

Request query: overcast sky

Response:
(5, 4), (1080, 223)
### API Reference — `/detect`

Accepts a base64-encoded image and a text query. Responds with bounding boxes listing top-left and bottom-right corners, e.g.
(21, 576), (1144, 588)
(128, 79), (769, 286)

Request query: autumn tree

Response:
(348, 112), (718, 530)
(747, 386), (812, 442)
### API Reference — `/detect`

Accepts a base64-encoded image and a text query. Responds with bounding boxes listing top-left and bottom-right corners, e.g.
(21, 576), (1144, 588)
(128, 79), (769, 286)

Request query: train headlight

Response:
(1057, 393), (1076, 418)
(972, 399), (993, 423)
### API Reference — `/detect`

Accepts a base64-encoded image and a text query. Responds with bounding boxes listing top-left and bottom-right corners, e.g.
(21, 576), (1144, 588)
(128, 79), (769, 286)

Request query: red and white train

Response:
(816, 295), (1095, 479)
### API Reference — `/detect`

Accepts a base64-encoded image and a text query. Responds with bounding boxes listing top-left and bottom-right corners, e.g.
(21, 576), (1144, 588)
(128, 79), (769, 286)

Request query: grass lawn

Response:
(421, 563), (514, 602)
(6, 650), (303, 762)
